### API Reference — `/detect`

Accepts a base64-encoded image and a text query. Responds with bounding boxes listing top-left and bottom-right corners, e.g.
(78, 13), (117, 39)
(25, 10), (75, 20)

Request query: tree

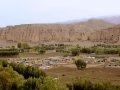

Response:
(0, 67), (24, 90)
(39, 49), (46, 54)
(23, 66), (46, 79)
(71, 48), (80, 56)
(33, 46), (40, 52)
(75, 59), (86, 70)
(17, 42), (22, 49)
(81, 47), (92, 54)
(0, 49), (19, 56)
(22, 43), (30, 49)
(1, 60), (8, 67)
(23, 78), (42, 90)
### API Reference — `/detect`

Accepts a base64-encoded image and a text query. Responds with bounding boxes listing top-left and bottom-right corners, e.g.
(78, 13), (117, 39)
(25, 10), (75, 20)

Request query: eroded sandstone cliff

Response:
(0, 19), (115, 44)
(89, 25), (120, 43)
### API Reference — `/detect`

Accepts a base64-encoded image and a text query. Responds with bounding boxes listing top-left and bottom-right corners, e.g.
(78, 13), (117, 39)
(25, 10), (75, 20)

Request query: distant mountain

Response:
(103, 16), (120, 24)
(73, 19), (114, 31)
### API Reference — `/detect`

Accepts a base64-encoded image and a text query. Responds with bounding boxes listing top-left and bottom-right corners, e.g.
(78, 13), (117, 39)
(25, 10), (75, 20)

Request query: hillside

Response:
(0, 19), (114, 46)
(89, 25), (120, 43)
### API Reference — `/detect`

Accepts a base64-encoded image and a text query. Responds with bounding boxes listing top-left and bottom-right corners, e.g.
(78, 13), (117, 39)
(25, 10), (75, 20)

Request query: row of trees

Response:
(94, 44), (120, 48)
(0, 49), (19, 56)
(16, 43), (120, 55)
(70, 46), (120, 56)
(17, 43), (68, 54)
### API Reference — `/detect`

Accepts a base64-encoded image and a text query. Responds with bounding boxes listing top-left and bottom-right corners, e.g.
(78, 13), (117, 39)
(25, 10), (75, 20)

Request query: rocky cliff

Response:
(89, 25), (120, 43)
(0, 19), (115, 44)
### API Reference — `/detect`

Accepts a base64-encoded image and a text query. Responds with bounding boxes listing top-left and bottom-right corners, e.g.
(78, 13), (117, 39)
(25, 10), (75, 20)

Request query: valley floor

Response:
(45, 66), (120, 84)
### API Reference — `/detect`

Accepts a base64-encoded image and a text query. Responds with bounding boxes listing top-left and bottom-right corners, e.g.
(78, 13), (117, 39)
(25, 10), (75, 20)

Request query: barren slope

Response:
(0, 19), (114, 45)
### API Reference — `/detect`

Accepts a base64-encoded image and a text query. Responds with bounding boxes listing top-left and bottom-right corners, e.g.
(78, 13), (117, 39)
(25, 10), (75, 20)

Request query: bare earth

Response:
(45, 66), (120, 84)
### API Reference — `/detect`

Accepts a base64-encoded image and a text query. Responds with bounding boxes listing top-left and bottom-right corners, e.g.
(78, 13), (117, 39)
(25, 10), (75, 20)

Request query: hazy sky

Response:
(0, 0), (120, 26)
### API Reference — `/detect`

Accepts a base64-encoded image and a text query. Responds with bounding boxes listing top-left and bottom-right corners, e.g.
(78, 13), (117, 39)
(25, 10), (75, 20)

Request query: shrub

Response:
(23, 78), (42, 90)
(0, 49), (19, 56)
(75, 59), (86, 70)
(39, 49), (46, 54)
(9, 62), (46, 79)
(17, 42), (22, 49)
(71, 48), (80, 56)
(1, 60), (8, 67)
(67, 78), (120, 90)
(0, 67), (24, 90)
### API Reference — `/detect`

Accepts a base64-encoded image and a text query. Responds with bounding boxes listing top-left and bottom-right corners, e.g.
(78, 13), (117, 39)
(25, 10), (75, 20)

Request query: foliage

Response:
(17, 42), (22, 49)
(38, 49), (46, 54)
(41, 77), (67, 90)
(56, 46), (65, 52)
(32, 46), (40, 52)
(71, 48), (80, 56)
(1, 60), (8, 67)
(0, 60), (67, 90)
(72, 44), (120, 55)
(0, 67), (24, 90)
(43, 44), (55, 50)
(23, 77), (67, 90)
(81, 47), (93, 54)
(0, 60), (120, 90)
(75, 59), (87, 70)
(21, 43), (30, 49)
(0, 49), (19, 56)
(23, 78), (42, 90)
(67, 78), (120, 90)
(17, 42), (30, 52)
(9, 62), (46, 79)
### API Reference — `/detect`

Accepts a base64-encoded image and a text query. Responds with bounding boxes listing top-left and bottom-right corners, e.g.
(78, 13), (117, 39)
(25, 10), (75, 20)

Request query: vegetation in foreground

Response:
(0, 60), (120, 90)
(0, 60), (67, 90)
(67, 78), (120, 90)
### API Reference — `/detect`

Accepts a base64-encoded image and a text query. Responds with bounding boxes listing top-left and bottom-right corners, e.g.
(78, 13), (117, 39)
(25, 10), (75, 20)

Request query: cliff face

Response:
(89, 25), (120, 43)
(0, 24), (88, 43)
(0, 19), (116, 44)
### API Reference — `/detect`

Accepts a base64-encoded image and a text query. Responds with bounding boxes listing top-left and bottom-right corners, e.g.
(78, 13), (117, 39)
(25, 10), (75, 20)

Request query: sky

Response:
(0, 0), (120, 27)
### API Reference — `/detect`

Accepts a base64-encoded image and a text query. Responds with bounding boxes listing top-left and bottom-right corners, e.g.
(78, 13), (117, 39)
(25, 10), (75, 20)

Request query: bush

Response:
(75, 59), (86, 70)
(23, 66), (46, 79)
(23, 78), (42, 90)
(41, 77), (67, 90)
(0, 49), (19, 56)
(81, 47), (92, 54)
(67, 78), (120, 90)
(71, 48), (80, 56)
(0, 67), (24, 90)
(1, 60), (8, 67)
(9, 63), (46, 79)
(17, 42), (22, 49)
(0, 60), (67, 90)
(39, 49), (46, 54)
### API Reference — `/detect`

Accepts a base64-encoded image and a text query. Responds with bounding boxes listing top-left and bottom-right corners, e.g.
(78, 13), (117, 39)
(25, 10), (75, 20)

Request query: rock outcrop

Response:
(0, 19), (115, 44)
(89, 25), (120, 43)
